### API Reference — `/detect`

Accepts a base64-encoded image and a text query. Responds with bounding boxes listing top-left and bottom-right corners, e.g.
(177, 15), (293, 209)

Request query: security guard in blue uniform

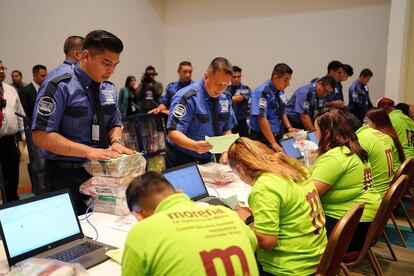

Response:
(324, 60), (345, 108)
(348, 68), (373, 123)
(166, 57), (235, 167)
(45, 36), (84, 82)
(285, 76), (336, 131)
(149, 61), (193, 115)
(249, 63), (297, 152)
(32, 30), (134, 215)
(227, 66), (251, 137)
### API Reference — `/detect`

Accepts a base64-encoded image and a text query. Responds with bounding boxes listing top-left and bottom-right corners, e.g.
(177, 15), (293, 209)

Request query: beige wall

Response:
(404, 1), (414, 104)
(0, 0), (394, 104)
(0, 0), (165, 88)
(164, 0), (390, 103)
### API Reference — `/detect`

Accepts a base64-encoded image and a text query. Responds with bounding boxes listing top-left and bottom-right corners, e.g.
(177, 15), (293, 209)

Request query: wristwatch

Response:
(111, 138), (125, 146)
(245, 215), (254, 225)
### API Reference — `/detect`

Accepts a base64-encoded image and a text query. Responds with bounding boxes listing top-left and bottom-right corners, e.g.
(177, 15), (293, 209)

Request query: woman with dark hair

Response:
(378, 97), (414, 159)
(365, 108), (405, 172)
(118, 75), (138, 116)
(311, 109), (380, 251)
(227, 137), (327, 276)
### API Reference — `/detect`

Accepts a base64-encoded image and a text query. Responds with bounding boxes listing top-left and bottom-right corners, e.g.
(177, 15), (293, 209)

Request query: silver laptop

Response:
(0, 190), (115, 268)
(163, 163), (227, 206)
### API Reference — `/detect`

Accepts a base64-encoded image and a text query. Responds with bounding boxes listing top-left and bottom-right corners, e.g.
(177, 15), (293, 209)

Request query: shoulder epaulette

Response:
(50, 73), (72, 85)
(103, 80), (115, 86)
(182, 89), (197, 99)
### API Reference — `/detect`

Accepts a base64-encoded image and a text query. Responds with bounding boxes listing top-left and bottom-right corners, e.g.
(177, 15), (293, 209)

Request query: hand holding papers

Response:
(205, 134), (239, 154)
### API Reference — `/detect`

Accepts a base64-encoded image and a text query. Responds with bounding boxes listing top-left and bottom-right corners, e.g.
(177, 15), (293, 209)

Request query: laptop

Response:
(0, 190), (116, 268)
(307, 131), (318, 145)
(280, 137), (302, 159)
(163, 163), (227, 206)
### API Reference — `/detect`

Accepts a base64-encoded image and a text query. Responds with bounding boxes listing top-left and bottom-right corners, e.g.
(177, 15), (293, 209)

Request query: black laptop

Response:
(280, 137), (303, 159)
(163, 163), (227, 206)
(0, 190), (115, 268)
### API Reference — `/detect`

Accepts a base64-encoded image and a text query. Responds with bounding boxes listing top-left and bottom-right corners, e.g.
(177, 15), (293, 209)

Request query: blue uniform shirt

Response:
(166, 78), (236, 160)
(249, 80), (284, 135)
(32, 64), (122, 162)
(227, 84), (251, 120)
(285, 82), (325, 122)
(159, 80), (194, 108)
(348, 80), (371, 111)
(325, 81), (343, 102)
(45, 60), (76, 82)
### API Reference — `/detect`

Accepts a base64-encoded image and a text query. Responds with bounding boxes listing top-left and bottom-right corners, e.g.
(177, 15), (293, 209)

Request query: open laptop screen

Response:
(280, 137), (302, 159)
(164, 163), (208, 201)
(307, 131), (318, 145)
(0, 192), (81, 260)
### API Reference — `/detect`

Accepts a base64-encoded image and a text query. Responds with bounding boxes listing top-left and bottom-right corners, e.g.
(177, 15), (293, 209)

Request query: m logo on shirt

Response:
(305, 189), (325, 235)
(200, 246), (250, 276)
(363, 167), (374, 191)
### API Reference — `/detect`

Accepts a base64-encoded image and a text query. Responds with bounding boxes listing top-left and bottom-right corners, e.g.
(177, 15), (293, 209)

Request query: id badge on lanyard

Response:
(92, 113), (100, 143)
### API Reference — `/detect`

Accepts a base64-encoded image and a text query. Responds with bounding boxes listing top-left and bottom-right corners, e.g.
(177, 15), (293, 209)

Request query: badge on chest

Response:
(220, 100), (229, 112)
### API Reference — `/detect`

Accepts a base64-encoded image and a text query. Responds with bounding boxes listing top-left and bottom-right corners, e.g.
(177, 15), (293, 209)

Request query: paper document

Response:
(205, 134), (239, 153)
(106, 248), (124, 264)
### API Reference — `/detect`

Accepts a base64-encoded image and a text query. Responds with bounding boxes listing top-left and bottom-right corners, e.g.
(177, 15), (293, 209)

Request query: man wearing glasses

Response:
(166, 57), (236, 167)
(0, 60), (26, 202)
(285, 76), (336, 131)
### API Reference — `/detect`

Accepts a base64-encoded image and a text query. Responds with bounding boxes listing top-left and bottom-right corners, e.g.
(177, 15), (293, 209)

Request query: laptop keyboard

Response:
(47, 241), (103, 262)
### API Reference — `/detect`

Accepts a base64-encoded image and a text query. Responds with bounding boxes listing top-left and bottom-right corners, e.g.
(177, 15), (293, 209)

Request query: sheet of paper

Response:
(205, 134), (239, 154)
(103, 216), (136, 232)
(106, 248), (124, 264)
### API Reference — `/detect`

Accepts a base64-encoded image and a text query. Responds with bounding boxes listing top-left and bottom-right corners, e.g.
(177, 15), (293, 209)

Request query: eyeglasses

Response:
(0, 66), (7, 72)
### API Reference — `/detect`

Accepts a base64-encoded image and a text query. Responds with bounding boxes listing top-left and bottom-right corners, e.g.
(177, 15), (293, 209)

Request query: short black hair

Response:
(207, 57), (233, 75)
(126, 171), (175, 211)
(63, 35), (84, 56)
(232, 66), (242, 73)
(82, 30), (123, 54)
(145, 65), (156, 72)
(11, 70), (22, 77)
(343, 64), (354, 77)
(318, 75), (336, 89)
(32, 64), (47, 75)
(360, 68), (373, 78)
(178, 61), (192, 70)
(271, 63), (293, 78)
(327, 60), (344, 72)
(343, 111), (362, 132)
(395, 103), (410, 116)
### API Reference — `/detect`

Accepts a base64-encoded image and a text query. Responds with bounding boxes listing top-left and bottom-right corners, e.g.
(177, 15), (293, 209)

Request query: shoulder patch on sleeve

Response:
(50, 72), (72, 85)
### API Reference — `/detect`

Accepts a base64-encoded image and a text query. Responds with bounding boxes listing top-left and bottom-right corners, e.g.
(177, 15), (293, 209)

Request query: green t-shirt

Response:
(248, 173), (327, 276)
(122, 193), (259, 276)
(356, 125), (396, 197)
(389, 109), (414, 159)
(311, 146), (381, 222)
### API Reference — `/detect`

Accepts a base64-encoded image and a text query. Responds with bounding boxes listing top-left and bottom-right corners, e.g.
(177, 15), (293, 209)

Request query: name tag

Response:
(220, 100), (229, 112)
(101, 90), (115, 104)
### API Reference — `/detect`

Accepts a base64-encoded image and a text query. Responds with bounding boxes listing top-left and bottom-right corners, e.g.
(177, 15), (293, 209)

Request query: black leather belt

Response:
(46, 160), (84, 169)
